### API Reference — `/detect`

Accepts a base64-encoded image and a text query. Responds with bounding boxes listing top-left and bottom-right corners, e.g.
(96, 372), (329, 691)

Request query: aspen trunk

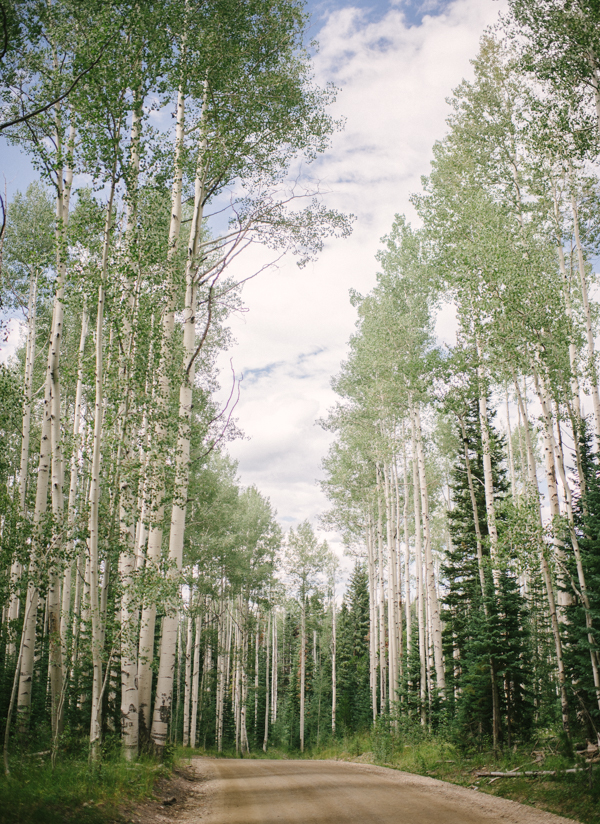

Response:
(119, 101), (143, 760)
(366, 519), (377, 721)
(241, 618), (249, 754)
(570, 189), (600, 449)
(412, 447), (426, 725)
(234, 614), (241, 754)
(381, 462), (398, 709)
(376, 490), (387, 712)
(475, 358), (499, 568)
(553, 184), (584, 458)
(263, 613), (270, 751)
(47, 122), (76, 741)
(534, 367), (600, 710)
(138, 88), (185, 739)
(513, 376), (570, 731)
(300, 599), (306, 753)
(254, 623), (259, 735)
(150, 87), (209, 752)
(331, 587), (337, 734)
(60, 303), (88, 659)
(216, 603), (225, 752)
(18, 122), (74, 731)
(402, 445), (412, 658)
(190, 610), (202, 748)
(6, 267), (38, 657)
(413, 404), (445, 694)
(459, 415), (487, 602)
(505, 389), (517, 495)
(88, 173), (118, 760)
(271, 610), (278, 723)
(183, 612), (193, 747)
(392, 457), (404, 680)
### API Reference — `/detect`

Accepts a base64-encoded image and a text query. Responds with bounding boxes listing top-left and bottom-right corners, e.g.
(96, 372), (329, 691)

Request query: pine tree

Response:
(336, 564), (371, 733)
(443, 395), (532, 746)
(564, 427), (600, 737)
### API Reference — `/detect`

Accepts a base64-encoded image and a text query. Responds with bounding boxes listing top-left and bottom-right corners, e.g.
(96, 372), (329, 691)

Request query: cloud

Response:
(216, 0), (506, 563)
(0, 319), (25, 365)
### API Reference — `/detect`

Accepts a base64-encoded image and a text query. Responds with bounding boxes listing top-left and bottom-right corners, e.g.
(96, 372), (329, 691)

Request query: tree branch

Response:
(0, 42), (109, 132)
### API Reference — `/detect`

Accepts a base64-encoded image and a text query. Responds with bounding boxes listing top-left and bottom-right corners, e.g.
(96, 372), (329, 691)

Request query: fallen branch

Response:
(476, 768), (585, 778)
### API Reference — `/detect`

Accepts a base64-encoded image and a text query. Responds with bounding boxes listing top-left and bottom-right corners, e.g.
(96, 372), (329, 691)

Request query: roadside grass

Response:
(0, 752), (170, 824)
(182, 744), (291, 760)
(305, 730), (600, 824)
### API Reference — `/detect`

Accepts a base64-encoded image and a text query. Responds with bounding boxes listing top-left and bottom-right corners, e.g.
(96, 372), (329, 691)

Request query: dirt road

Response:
(184, 758), (578, 824)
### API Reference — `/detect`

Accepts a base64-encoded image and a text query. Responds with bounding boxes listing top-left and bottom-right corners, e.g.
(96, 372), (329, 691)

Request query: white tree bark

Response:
(375, 485), (387, 712)
(6, 266), (38, 657)
(411, 444), (426, 726)
(89, 173), (118, 760)
(381, 462), (398, 709)
(570, 188), (600, 450)
(475, 356), (499, 570)
(137, 87), (185, 738)
(190, 609), (202, 748)
(271, 609), (278, 723)
(183, 611), (193, 747)
(119, 101), (143, 760)
(534, 367), (600, 711)
(150, 85), (209, 751)
(18, 121), (74, 732)
(300, 598), (306, 752)
(413, 404), (445, 694)
(402, 444), (412, 659)
(366, 518), (377, 721)
(331, 582), (337, 734)
(513, 376), (570, 730)
(263, 613), (270, 752)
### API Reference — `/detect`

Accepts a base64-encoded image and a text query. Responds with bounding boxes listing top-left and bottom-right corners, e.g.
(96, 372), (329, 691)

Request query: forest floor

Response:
(0, 754), (197, 824)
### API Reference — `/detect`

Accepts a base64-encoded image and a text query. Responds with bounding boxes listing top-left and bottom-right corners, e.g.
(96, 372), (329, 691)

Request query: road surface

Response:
(185, 758), (578, 824)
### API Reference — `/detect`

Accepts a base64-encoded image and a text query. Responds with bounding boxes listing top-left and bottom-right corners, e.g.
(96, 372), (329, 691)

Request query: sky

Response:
(209, 0), (507, 567)
(0, 0), (508, 576)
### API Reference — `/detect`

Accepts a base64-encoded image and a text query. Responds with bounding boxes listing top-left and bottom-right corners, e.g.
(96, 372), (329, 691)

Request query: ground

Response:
(121, 757), (582, 824)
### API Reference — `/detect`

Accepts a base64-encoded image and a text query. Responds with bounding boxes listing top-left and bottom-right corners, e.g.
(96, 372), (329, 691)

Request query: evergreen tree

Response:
(564, 426), (600, 737)
(443, 394), (532, 746)
(336, 563), (371, 733)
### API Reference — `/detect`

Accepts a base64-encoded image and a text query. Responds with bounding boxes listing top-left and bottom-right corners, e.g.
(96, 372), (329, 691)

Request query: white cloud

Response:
(216, 0), (507, 559)
(0, 319), (25, 365)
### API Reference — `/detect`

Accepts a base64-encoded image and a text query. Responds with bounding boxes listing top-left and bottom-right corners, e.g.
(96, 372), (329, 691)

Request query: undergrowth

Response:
(0, 752), (169, 824)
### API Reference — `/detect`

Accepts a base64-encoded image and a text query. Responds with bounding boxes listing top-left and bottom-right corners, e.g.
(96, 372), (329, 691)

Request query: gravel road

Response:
(183, 758), (579, 824)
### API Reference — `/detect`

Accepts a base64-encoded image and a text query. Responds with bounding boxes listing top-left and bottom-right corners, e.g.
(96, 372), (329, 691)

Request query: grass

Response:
(0, 752), (170, 824)
(302, 729), (600, 824)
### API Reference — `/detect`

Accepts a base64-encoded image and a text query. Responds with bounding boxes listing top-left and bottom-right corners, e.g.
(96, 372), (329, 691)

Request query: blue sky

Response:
(306, 0), (455, 30)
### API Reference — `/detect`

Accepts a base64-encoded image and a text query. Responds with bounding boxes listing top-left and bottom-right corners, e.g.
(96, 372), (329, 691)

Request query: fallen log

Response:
(476, 768), (585, 778)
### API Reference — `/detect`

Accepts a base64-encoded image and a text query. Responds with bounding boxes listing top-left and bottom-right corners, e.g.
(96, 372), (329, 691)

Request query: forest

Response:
(1, 0), (600, 819)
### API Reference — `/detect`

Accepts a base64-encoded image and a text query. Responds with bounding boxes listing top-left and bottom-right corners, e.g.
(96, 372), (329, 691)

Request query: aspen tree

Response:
(182, 611), (193, 747)
(3, 184), (54, 656)
(413, 404), (445, 694)
(190, 609), (202, 748)
(366, 515), (378, 720)
(263, 612), (271, 751)
(285, 521), (329, 752)
(17, 117), (74, 732)
(381, 461), (398, 710)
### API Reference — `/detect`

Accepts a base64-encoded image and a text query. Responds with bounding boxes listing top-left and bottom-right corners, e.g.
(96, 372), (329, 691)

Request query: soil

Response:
(117, 764), (201, 824)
